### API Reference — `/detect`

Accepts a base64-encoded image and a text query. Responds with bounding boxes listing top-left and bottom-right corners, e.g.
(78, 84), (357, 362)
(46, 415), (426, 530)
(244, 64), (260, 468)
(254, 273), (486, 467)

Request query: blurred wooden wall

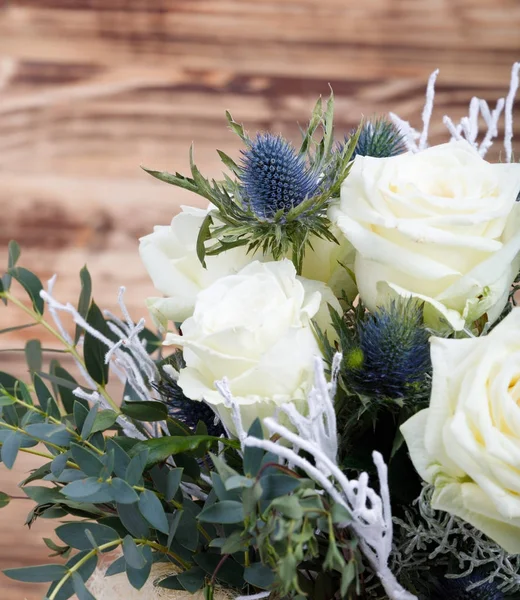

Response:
(0, 1), (519, 598)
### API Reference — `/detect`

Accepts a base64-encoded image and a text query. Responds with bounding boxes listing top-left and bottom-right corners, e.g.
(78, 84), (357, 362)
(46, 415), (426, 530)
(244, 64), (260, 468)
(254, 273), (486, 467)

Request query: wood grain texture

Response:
(0, 1), (519, 598)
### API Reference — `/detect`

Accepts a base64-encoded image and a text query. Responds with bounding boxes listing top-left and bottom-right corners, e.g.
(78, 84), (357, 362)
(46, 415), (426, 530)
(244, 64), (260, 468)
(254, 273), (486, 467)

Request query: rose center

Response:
(508, 374), (520, 404)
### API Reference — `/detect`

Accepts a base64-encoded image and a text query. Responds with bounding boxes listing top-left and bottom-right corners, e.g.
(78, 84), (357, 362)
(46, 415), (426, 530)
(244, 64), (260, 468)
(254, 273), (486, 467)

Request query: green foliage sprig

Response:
(142, 95), (361, 274)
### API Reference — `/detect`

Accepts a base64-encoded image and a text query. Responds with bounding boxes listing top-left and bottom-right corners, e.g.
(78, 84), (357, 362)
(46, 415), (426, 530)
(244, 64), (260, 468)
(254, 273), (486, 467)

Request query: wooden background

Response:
(0, 0), (519, 598)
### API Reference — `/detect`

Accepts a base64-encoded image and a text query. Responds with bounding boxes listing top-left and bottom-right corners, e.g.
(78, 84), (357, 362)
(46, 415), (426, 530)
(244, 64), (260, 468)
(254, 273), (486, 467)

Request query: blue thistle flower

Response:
(154, 380), (224, 437)
(239, 134), (320, 220)
(430, 571), (504, 600)
(345, 300), (431, 398)
(346, 117), (406, 159)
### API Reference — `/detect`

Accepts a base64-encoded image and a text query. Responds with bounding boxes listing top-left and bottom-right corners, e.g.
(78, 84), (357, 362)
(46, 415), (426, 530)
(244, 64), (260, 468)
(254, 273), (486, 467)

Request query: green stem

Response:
(3, 292), (120, 413)
(0, 421), (64, 453)
(136, 539), (190, 570)
(48, 539), (123, 600)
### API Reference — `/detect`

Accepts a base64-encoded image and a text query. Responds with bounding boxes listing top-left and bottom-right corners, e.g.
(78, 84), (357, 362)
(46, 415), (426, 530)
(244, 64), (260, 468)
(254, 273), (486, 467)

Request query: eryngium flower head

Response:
(240, 134), (320, 220)
(430, 572), (504, 600)
(154, 380), (224, 437)
(347, 117), (406, 159)
(345, 300), (431, 398)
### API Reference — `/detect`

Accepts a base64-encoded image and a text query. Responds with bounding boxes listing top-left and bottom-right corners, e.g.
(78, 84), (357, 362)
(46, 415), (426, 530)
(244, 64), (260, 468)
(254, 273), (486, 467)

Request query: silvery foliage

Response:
(391, 62), (520, 161)
(216, 355), (417, 600)
(389, 485), (520, 596)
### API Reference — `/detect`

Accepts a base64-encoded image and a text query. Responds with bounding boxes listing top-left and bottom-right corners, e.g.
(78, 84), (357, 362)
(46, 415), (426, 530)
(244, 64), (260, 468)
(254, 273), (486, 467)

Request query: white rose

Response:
(330, 141), (520, 330)
(301, 228), (357, 301)
(139, 206), (258, 326)
(164, 260), (340, 435)
(401, 308), (520, 553)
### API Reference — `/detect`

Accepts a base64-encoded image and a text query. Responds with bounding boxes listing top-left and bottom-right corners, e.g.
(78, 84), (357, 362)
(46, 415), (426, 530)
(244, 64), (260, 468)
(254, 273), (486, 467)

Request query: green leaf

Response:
(331, 503), (352, 525)
(131, 435), (236, 467)
(4, 564), (67, 583)
(70, 444), (104, 477)
(117, 502), (150, 538)
(120, 400), (167, 422)
(83, 301), (111, 386)
(0, 491), (10, 508)
(243, 418), (264, 476)
(106, 438), (130, 478)
(122, 535), (145, 569)
(1, 431), (21, 468)
(81, 404), (98, 439)
(1, 240), (21, 294)
(75, 266), (92, 345)
(166, 468), (183, 501)
(196, 213), (213, 268)
(140, 166), (200, 196)
(61, 477), (103, 499)
(194, 554), (245, 588)
(109, 478), (139, 504)
(177, 566), (205, 593)
(261, 473), (301, 502)
(216, 149), (243, 177)
(176, 509), (199, 551)
(8, 266), (44, 314)
(46, 549), (98, 600)
(55, 522), (120, 551)
(270, 495), (303, 520)
(244, 563), (275, 590)
(125, 450), (149, 486)
(198, 500), (244, 524)
(90, 409), (118, 435)
(50, 363), (81, 414)
(0, 395), (15, 406)
(25, 423), (72, 446)
(126, 544), (152, 590)
(72, 571), (96, 600)
(34, 375), (60, 419)
(138, 489), (169, 534)
(25, 339), (42, 375)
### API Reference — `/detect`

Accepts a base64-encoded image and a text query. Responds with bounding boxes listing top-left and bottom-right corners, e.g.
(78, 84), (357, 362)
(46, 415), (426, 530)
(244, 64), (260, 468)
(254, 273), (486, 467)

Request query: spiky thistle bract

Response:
(239, 134), (320, 220)
(344, 116), (406, 159)
(141, 93), (361, 274)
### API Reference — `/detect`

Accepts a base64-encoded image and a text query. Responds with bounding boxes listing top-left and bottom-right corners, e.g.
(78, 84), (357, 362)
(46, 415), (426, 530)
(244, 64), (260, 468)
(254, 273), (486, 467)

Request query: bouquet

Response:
(1, 63), (520, 600)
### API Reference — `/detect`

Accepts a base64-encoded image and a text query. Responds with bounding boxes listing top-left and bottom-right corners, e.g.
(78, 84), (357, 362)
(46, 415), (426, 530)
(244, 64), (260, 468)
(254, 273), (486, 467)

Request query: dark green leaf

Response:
(244, 563), (275, 590)
(120, 400), (167, 422)
(0, 394), (15, 406)
(196, 213), (213, 268)
(34, 375), (60, 419)
(109, 478), (139, 504)
(83, 301), (111, 386)
(243, 418), (264, 476)
(55, 522), (120, 551)
(261, 474), (301, 503)
(1, 431), (21, 469)
(138, 489), (169, 534)
(0, 491), (10, 508)
(177, 566), (205, 593)
(4, 564), (67, 583)
(50, 452), (69, 478)
(51, 364), (81, 414)
(198, 500), (244, 524)
(122, 535), (145, 569)
(72, 571), (96, 600)
(117, 502), (150, 538)
(125, 450), (148, 486)
(131, 435), (236, 467)
(194, 554), (245, 588)
(176, 510), (199, 551)
(25, 339), (42, 376)
(80, 404), (98, 439)
(8, 266), (44, 314)
(90, 410), (118, 435)
(166, 468), (183, 501)
(25, 423), (72, 446)
(46, 549), (98, 600)
(105, 555), (126, 576)
(0, 322), (38, 335)
(270, 495), (303, 520)
(70, 443), (104, 477)
(61, 477), (103, 499)
(126, 545), (152, 590)
(2, 240), (21, 293)
(106, 438), (130, 478)
(75, 266), (92, 345)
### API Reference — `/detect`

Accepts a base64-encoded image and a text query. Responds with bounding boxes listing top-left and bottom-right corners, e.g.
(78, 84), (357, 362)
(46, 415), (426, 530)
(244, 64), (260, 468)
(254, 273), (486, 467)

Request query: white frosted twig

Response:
(218, 355), (416, 600)
(418, 69), (439, 150)
(479, 98), (505, 157)
(235, 592), (270, 600)
(389, 113), (419, 152)
(215, 377), (247, 450)
(505, 62), (520, 162)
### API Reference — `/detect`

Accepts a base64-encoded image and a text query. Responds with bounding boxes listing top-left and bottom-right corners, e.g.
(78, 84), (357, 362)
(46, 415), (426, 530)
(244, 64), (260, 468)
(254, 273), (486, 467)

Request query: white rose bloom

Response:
(330, 141), (520, 330)
(164, 260), (340, 435)
(139, 206), (257, 326)
(401, 308), (520, 553)
(301, 227), (357, 302)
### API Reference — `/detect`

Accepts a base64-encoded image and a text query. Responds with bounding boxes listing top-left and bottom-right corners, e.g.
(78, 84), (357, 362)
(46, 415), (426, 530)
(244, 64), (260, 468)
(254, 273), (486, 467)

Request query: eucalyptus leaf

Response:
(198, 500), (244, 524)
(8, 266), (44, 314)
(109, 477), (139, 505)
(83, 301), (112, 386)
(0, 491), (10, 508)
(75, 266), (92, 344)
(122, 535), (146, 569)
(138, 489), (169, 534)
(72, 571), (96, 600)
(25, 339), (42, 376)
(4, 564), (68, 583)
(56, 522), (120, 551)
(120, 400), (167, 422)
